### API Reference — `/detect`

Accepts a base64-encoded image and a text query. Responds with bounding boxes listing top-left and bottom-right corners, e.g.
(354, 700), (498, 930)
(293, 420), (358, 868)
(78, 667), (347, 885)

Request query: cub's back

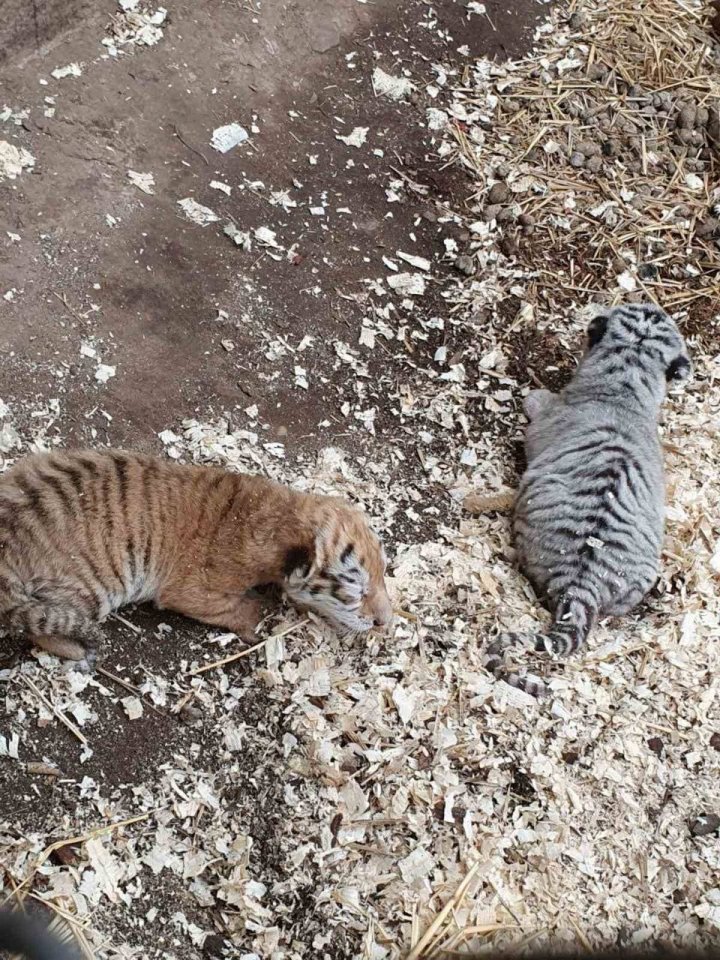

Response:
(0, 450), (222, 609)
(515, 403), (665, 595)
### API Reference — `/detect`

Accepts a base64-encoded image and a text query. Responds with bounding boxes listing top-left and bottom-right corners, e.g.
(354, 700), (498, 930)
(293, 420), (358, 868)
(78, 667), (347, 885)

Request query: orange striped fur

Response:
(0, 450), (392, 668)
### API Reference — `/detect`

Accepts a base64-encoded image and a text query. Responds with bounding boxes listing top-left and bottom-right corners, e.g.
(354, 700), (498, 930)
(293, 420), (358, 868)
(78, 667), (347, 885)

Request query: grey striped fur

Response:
(484, 303), (691, 696)
(0, 909), (79, 959)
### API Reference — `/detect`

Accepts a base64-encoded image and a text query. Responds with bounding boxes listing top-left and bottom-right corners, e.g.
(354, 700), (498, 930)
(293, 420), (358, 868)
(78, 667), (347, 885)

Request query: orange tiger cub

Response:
(0, 450), (393, 669)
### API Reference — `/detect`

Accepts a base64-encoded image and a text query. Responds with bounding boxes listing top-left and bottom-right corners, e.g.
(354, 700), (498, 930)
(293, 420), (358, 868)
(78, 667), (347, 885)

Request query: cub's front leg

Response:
(156, 585), (267, 642)
(523, 388), (557, 421)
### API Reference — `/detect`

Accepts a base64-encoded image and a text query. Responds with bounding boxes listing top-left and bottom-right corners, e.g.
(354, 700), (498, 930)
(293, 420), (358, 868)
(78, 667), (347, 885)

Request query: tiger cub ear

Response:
(586, 312), (609, 349)
(283, 545), (312, 579)
(666, 354), (692, 382)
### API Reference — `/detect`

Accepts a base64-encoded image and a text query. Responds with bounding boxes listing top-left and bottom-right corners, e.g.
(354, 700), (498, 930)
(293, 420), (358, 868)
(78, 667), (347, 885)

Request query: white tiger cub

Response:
(484, 302), (692, 696)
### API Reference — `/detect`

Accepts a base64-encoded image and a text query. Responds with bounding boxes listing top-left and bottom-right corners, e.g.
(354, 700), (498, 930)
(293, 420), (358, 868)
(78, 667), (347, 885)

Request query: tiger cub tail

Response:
(483, 595), (597, 698)
(0, 908), (79, 960)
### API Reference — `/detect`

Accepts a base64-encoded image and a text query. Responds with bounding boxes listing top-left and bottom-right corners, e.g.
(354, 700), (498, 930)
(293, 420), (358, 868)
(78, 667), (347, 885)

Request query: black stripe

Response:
(110, 454), (135, 582)
(13, 476), (46, 515)
(649, 331), (675, 348)
(549, 523), (584, 540)
(52, 462), (87, 497)
(110, 454), (130, 499)
(623, 457), (654, 496)
(36, 471), (108, 608)
(38, 472), (75, 517)
(50, 461), (109, 604)
(142, 461), (158, 572)
(538, 437), (614, 468)
(206, 480), (237, 546)
(76, 455), (100, 477)
(101, 467), (125, 589)
(6, 476), (102, 612)
(188, 471), (225, 544)
(637, 372), (655, 393)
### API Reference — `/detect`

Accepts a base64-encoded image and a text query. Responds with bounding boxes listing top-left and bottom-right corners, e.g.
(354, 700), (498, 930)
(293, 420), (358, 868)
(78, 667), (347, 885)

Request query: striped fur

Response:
(0, 909), (79, 959)
(484, 303), (691, 696)
(0, 451), (392, 668)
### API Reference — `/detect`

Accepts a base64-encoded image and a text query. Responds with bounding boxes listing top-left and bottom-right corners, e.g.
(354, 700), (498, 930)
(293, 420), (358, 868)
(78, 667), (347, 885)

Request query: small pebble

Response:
(203, 934), (229, 959)
(496, 206), (516, 223)
(647, 737), (664, 757)
(586, 156), (603, 174)
(638, 263), (659, 280)
(682, 128), (701, 144)
(565, 101), (584, 119)
(588, 63), (609, 81)
(518, 212), (535, 228)
(695, 218), (720, 239)
(455, 254), (476, 276)
(487, 182), (510, 205)
(678, 104), (697, 129)
(569, 151), (585, 168)
(688, 813), (720, 837)
(568, 10), (588, 29)
(577, 140), (601, 157)
(179, 704), (204, 726)
(707, 107), (720, 145)
(483, 203), (502, 222)
(710, 732), (720, 751)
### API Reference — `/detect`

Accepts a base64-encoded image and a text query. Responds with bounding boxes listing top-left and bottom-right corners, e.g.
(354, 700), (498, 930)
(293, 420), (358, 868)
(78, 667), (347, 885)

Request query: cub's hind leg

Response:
(523, 389), (557, 421)
(7, 591), (104, 672)
(31, 624), (104, 673)
(31, 635), (87, 661)
(604, 577), (657, 618)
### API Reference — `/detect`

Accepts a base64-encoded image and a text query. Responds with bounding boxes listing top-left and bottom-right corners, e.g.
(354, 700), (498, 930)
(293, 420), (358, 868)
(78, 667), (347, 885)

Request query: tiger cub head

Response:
(283, 500), (393, 634)
(585, 302), (692, 385)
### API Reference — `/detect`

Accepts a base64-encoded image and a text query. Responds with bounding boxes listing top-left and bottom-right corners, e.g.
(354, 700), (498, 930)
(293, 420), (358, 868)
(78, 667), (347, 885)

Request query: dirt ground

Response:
(0, 0), (544, 452)
(0, 1), (552, 957)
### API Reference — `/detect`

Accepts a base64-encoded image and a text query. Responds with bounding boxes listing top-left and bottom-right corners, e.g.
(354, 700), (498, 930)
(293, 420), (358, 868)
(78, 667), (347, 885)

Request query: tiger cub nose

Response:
(372, 597), (394, 629)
